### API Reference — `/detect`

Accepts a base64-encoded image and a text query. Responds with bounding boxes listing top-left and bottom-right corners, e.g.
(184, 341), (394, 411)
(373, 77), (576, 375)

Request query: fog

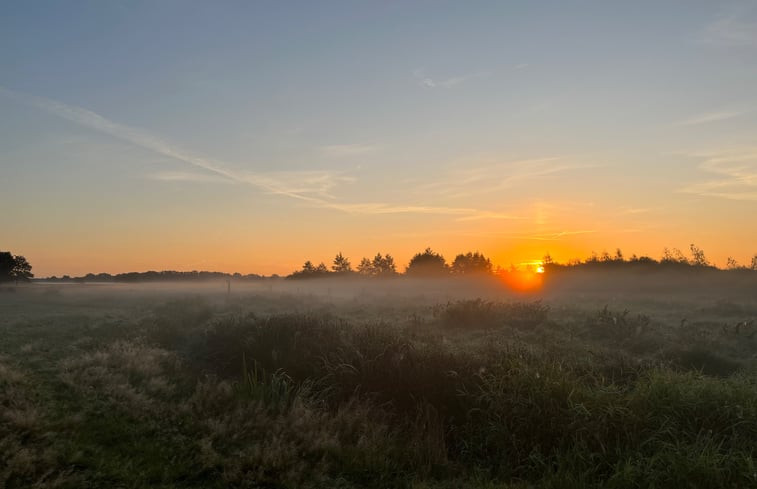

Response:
(9, 267), (756, 317)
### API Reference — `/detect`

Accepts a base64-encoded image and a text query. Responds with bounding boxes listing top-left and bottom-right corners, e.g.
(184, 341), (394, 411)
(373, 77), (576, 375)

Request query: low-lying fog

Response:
(6, 269), (757, 318)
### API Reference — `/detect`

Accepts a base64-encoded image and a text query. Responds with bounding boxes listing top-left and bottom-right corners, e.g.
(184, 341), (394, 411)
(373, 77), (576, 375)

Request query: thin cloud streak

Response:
(680, 150), (757, 201)
(675, 110), (748, 126)
(0, 85), (336, 201)
(700, 15), (757, 47)
(147, 171), (236, 184)
(448, 229), (598, 240)
(525, 230), (597, 241)
(417, 157), (599, 198)
(413, 69), (486, 89)
(0, 86), (521, 220)
(320, 144), (378, 157)
(318, 201), (522, 220)
(619, 206), (654, 215)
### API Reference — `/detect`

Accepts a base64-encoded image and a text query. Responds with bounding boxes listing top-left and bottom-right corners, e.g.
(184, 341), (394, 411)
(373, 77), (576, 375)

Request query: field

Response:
(1, 275), (757, 488)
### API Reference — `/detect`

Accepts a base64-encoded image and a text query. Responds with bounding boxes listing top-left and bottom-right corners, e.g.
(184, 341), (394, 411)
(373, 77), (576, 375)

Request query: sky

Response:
(2, 1), (757, 277)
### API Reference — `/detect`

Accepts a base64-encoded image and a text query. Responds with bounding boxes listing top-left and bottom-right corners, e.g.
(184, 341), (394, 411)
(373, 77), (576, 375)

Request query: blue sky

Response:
(2, 1), (757, 276)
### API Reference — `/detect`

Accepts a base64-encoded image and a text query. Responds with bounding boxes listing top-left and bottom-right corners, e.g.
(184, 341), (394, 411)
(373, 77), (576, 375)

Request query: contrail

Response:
(0, 85), (316, 200)
(0, 86), (522, 220)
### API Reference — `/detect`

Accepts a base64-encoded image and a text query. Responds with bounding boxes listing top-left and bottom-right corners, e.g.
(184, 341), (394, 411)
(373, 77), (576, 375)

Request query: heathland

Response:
(1, 271), (756, 488)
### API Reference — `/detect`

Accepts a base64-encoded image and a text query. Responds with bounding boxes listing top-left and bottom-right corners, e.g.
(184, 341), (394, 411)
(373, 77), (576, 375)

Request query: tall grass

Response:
(135, 298), (757, 487)
(3, 293), (756, 488)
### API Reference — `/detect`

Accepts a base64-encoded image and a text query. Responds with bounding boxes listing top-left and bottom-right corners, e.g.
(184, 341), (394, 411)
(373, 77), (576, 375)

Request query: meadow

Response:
(1, 275), (756, 488)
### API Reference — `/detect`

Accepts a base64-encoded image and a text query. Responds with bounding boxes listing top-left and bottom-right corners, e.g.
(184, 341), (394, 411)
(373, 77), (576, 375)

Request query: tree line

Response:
(292, 244), (757, 279)
(41, 271), (274, 283)
(3, 244), (756, 284)
(289, 248), (493, 278)
(543, 244), (757, 272)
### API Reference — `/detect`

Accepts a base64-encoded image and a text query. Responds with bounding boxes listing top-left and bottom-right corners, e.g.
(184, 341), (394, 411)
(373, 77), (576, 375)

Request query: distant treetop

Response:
(451, 252), (492, 275)
(405, 248), (448, 277)
(332, 252), (352, 273)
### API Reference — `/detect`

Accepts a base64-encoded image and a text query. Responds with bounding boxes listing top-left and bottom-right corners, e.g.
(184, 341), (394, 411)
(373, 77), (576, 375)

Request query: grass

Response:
(0, 284), (756, 488)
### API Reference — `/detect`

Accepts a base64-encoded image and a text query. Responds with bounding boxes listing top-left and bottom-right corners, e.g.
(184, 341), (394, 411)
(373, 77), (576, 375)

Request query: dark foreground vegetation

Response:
(1, 280), (756, 488)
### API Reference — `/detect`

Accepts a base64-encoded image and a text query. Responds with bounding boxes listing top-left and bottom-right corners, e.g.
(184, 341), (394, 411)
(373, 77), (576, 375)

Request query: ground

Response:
(1, 278), (756, 488)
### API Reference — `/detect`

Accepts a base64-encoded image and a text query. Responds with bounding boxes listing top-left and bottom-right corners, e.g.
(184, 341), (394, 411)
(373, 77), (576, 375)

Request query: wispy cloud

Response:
(320, 144), (378, 157)
(0, 86), (523, 220)
(618, 206), (653, 215)
(0, 85), (348, 201)
(700, 15), (757, 47)
(316, 201), (522, 221)
(441, 228), (597, 240)
(675, 109), (749, 126)
(680, 150), (757, 201)
(416, 157), (599, 199)
(147, 171), (235, 184)
(413, 69), (486, 89)
(524, 230), (597, 241)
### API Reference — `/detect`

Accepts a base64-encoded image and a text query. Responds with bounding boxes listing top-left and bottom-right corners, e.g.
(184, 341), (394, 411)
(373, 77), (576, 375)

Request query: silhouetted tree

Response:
(371, 253), (397, 276)
(406, 248), (448, 276)
(630, 255), (657, 264)
(751, 254), (757, 271)
(353, 253), (397, 277)
(661, 247), (688, 264)
(451, 251), (492, 275)
(726, 257), (740, 270)
(0, 252), (15, 281)
(288, 260), (331, 279)
(332, 252), (352, 273)
(0, 252), (33, 283)
(357, 257), (373, 276)
(689, 243), (709, 267)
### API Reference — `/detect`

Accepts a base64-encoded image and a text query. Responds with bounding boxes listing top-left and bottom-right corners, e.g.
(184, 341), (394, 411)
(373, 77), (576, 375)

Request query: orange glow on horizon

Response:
(499, 269), (545, 292)
(12, 220), (757, 278)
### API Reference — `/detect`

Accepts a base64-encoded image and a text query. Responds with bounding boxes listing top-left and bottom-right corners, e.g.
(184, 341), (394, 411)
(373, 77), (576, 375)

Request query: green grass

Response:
(1, 285), (756, 488)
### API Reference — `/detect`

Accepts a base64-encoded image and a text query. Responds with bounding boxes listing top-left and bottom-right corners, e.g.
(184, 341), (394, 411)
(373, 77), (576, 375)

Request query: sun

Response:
(536, 266), (545, 274)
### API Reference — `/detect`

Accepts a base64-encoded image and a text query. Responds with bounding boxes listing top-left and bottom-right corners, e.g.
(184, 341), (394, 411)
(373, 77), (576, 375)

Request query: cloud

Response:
(701, 15), (757, 47)
(679, 150), (757, 201)
(524, 230), (596, 241)
(0, 85), (347, 201)
(147, 171), (235, 184)
(416, 157), (599, 199)
(317, 201), (522, 220)
(675, 110), (749, 126)
(320, 144), (378, 157)
(444, 228), (597, 240)
(260, 171), (356, 198)
(618, 206), (653, 215)
(413, 69), (486, 89)
(0, 86), (524, 220)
